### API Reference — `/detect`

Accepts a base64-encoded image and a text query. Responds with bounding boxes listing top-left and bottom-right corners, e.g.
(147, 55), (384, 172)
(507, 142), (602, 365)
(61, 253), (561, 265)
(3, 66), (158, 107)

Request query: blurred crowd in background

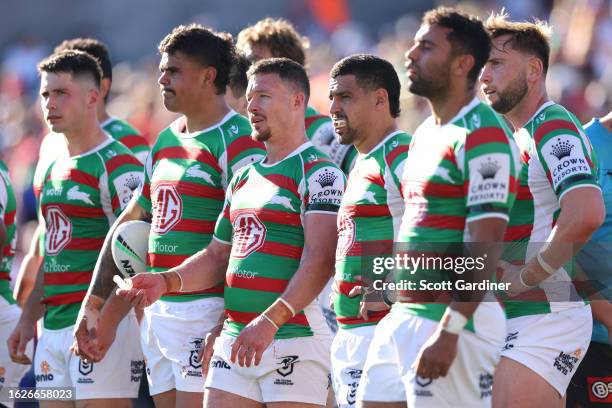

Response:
(0, 0), (609, 281)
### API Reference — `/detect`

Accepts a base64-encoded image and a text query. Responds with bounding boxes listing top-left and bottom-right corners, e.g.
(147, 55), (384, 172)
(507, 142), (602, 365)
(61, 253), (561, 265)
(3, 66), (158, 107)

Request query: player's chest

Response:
(341, 156), (386, 208)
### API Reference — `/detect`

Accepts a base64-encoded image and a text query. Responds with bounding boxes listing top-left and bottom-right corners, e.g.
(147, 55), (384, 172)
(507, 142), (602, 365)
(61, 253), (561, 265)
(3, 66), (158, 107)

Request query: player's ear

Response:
(374, 88), (388, 112)
(87, 87), (100, 108)
(202, 66), (218, 89)
(526, 57), (543, 82)
(100, 78), (111, 100)
(453, 54), (475, 79)
(293, 92), (305, 110)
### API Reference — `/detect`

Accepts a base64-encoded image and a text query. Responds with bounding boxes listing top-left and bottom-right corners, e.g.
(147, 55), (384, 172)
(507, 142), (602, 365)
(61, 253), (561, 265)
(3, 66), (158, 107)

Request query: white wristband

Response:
(261, 313), (279, 330)
(278, 297), (296, 317)
(174, 271), (184, 292)
(519, 268), (536, 289)
(440, 308), (468, 335)
(536, 252), (557, 275)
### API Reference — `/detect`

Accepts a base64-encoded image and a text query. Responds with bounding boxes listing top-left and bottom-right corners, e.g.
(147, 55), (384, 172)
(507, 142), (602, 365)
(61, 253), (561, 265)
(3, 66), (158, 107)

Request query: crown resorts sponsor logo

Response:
(477, 158), (501, 180)
(542, 136), (591, 190)
(468, 153), (510, 205)
(316, 168), (338, 188)
(550, 138), (574, 160)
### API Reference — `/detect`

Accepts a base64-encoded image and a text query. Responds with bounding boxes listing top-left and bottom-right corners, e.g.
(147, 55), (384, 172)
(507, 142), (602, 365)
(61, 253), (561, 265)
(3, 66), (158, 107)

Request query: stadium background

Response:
(0, 0), (609, 291)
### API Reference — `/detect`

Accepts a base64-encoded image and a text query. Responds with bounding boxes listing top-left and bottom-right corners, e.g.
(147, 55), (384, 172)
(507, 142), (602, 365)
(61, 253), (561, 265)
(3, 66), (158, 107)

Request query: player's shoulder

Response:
(219, 111), (252, 139)
(103, 117), (141, 137)
(98, 139), (141, 171)
(528, 102), (585, 147)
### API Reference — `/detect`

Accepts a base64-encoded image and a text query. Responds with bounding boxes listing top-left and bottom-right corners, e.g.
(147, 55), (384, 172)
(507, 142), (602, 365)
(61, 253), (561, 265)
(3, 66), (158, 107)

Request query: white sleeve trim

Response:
(466, 212), (510, 224)
(212, 235), (232, 246)
(304, 210), (339, 216)
(558, 183), (602, 203)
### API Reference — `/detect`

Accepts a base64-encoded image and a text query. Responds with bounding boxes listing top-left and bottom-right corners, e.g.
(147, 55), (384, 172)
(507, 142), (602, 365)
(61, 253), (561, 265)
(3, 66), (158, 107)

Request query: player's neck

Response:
(265, 124), (307, 165)
(97, 104), (110, 124)
(355, 120), (398, 154)
(64, 116), (107, 156)
(506, 83), (549, 130)
(428, 87), (475, 126)
(183, 96), (230, 133)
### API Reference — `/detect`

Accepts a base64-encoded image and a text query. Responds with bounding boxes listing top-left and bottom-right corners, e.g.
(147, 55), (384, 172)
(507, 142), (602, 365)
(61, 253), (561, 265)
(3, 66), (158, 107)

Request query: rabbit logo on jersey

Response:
(45, 206), (72, 255)
(231, 212), (266, 258)
(152, 184), (183, 234)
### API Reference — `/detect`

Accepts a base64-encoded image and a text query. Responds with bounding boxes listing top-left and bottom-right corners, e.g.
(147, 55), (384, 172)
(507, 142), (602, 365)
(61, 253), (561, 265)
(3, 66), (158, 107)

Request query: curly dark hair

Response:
(159, 24), (236, 94)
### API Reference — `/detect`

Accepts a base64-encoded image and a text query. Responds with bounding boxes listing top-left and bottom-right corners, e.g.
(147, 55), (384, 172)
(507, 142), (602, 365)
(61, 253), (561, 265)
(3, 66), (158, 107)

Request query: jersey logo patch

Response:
(152, 184), (183, 234)
(186, 164), (214, 184)
(67, 186), (94, 205)
(336, 211), (356, 260)
(45, 206), (72, 255)
(467, 153), (510, 205)
(113, 171), (142, 210)
(231, 212), (266, 258)
(541, 135), (591, 190)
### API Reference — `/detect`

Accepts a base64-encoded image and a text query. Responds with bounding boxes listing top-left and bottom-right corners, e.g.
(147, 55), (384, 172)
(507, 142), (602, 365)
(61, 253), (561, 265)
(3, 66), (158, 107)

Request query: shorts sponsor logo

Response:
(502, 331), (519, 351)
(588, 377), (612, 403)
(36, 360), (54, 382)
(414, 375), (433, 397)
(210, 358), (231, 370)
(232, 212), (266, 258)
(78, 359), (94, 376)
(45, 206), (72, 255)
(131, 360), (144, 383)
(189, 338), (204, 369)
(274, 355), (299, 385)
(344, 369), (362, 405)
(152, 184), (183, 234)
(335, 211), (355, 260)
(553, 349), (582, 375)
(479, 372), (493, 399)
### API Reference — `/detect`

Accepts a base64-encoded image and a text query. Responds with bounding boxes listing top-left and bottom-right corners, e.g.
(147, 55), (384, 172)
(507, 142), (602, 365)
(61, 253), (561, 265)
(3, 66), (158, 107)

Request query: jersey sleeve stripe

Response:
(105, 154), (143, 174)
(117, 135), (149, 150)
(534, 119), (579, 145)
(385, 144), (409, 168)
(555, 174), (597, 195)
(153, 146), (223, 174)
(227, 136), (265, 164)
(465, 127), (510, 150)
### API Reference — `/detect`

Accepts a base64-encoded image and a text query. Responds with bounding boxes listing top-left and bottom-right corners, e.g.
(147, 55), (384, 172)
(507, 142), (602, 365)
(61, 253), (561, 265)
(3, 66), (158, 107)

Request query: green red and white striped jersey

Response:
(395, 98), (519, 322)
(135, 111), (265, 302)
(334, 131), (411, 329)
(38, 138), (143, 329)
(503, 101), (599, 319)
(214, 142), (346, 339)
(0, 160), (17, 305)
(306, 106), (357, 174)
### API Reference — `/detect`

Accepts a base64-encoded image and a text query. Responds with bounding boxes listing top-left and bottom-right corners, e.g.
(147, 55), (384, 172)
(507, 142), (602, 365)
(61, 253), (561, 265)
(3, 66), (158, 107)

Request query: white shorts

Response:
(502, 305), (592, 396)
(205, 332), (332, 405)
(140, 297), (224, 395)
(319, 277), (338, 333)
(34, 314), (142, 400)
(359, 303), (506, 407)
(0, 303), (33, 408)
(331, 325), (376, 408)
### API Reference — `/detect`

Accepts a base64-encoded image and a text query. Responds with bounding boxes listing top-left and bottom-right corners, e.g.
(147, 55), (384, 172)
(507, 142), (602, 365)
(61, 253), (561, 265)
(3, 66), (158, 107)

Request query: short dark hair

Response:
(38, 50), (102, 87)
(237, 18), (308, 66)
(422, 7), (491, 85)
(247, 58), (310, 105)
(330, 54), (401, 118)
(229, 52), (251, 99)
(54, 38), (112, 80)
(485, 12), (552, 74)
(159, 24), (235, 94)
